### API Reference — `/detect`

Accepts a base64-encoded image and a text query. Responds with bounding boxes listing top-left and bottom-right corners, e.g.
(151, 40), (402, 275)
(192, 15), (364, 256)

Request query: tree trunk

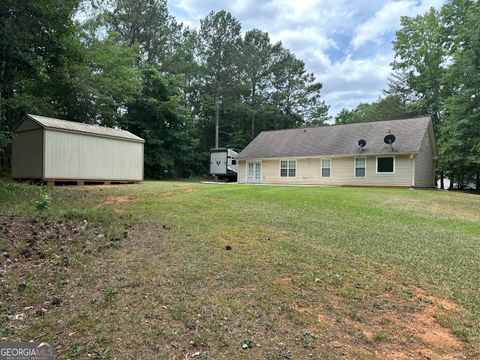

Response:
(0, 60), (5, 126)
(440, 171), (444, 189)
(251, 84), (256, 139)
(476, 172), (480, 191)
(251, 111), (255, 139)
(214, 87), (220, 149)
(449, 175), (454, 190)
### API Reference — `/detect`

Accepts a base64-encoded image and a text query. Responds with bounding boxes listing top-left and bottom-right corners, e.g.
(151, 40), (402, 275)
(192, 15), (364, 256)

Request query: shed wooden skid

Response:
(12, 114), (145, 184)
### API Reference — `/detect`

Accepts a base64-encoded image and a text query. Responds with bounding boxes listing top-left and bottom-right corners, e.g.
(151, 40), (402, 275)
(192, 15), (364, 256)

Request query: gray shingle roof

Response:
(26, 114), (144, 143)
(238, 117), (432, 160)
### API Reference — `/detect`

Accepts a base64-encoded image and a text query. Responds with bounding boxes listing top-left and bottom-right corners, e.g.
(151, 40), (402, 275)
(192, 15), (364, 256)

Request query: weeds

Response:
(34, 192), (52, 211)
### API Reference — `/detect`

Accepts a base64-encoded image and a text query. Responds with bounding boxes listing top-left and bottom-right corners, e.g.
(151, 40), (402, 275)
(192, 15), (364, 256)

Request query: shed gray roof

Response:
(24, 114), (144, 143)
(238, 117), (432, 160)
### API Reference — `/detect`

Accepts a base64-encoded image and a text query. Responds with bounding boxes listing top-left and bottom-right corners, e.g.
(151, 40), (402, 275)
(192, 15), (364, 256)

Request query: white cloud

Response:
(351, 0), (445, 50)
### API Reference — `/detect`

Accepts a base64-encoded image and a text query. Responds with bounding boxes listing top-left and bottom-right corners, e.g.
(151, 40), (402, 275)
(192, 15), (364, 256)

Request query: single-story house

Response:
(12, 114), (144, 185)
(237, 117), (437, 187)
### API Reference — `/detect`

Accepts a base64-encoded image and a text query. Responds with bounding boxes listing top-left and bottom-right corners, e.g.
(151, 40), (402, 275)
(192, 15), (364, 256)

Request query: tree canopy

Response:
(335, 0), (480, 189)
(0, 0), (329, 177)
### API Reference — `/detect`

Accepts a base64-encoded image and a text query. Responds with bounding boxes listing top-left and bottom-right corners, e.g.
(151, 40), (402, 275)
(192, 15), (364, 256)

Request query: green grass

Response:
(1, 180), (480, 359)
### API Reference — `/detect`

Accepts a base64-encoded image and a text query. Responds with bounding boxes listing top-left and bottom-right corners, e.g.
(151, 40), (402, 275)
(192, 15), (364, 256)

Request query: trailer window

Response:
(231, 159), (236, 165)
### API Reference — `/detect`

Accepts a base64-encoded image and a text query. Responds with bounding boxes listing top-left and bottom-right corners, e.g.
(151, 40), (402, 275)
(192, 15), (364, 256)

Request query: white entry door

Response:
(247, 162), (262, 183)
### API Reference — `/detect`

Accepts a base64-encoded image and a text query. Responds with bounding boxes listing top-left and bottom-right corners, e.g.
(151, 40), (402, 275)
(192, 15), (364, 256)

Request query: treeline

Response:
(0, 0), (329, 178)
(335, 0), (480, 190)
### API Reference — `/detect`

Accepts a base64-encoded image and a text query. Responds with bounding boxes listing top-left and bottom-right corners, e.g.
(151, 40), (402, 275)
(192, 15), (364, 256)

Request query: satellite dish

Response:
(358, 139), (366, 148)
(384, 134), (396, 145)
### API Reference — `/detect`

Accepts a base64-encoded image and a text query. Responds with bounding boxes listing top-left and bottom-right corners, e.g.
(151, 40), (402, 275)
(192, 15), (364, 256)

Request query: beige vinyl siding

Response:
(238, 160), (246, 183)
(414, 131), (435, 187)
(12, 129), (44, 179)
(44, 130), (143, 181)
(238, 155), (413, 186)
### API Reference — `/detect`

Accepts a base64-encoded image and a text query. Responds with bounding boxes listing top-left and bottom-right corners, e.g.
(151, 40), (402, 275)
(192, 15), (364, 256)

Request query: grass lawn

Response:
(1, 180), (480, 359)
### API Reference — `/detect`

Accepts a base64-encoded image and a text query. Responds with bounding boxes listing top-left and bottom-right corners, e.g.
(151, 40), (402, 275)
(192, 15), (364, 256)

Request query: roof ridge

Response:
(259, 116), (430, 134)
(25, 114), (144, 143)
(28, 114), (127, 132)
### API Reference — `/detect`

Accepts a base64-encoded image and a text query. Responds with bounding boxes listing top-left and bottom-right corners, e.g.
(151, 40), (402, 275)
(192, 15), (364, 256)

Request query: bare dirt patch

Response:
(280, 274), (467, 360)
(0, 214), (129, 343)
(406, 289), (463, 353)
(105, 195), (138, 204)
(160, 188), (196, 197)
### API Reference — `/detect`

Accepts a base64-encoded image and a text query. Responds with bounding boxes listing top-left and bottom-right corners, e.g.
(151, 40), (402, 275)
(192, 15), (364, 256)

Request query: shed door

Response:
(247, 162), (261, 183)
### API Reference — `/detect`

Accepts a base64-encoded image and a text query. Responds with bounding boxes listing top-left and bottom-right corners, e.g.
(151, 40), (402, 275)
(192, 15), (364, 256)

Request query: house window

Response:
(280, 160), (296, 177)
(377, 156), (395, 173)
(355, 157), (366, 177)
(321, 158), (331, 177)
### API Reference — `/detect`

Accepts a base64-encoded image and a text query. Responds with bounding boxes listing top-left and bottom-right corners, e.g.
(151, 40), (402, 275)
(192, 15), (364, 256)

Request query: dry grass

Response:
(1, 181), (479, 359)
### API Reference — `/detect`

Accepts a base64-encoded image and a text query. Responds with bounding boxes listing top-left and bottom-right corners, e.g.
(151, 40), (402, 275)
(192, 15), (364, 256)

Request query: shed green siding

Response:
(12, 129), (44, 179)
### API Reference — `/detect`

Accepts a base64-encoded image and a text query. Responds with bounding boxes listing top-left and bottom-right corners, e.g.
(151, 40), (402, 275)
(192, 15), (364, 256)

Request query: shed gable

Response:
(15, 118), (42, 133)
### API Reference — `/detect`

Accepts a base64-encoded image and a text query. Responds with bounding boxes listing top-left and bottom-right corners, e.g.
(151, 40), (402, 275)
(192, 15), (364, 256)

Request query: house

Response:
(12, 114), (144, 185)
(237, 117), (437, 187)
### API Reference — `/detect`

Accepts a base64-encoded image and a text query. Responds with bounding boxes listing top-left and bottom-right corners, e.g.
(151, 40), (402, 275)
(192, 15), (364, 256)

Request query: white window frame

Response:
(354, 157), (366, 178)
(279, 159), (297, 178)
(321, 158), (331, 178)
(376, 156), (395, 174)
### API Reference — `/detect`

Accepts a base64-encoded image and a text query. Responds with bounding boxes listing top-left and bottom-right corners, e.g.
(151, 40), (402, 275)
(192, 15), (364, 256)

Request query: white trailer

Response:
(210, 148), (238, 181)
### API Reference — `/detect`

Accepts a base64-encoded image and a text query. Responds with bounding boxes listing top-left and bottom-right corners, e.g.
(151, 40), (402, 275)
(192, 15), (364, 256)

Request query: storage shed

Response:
(12, 114), (144, 184)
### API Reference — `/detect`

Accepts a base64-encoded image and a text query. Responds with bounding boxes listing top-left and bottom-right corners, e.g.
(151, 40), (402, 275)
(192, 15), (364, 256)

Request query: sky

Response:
(167, 0), (445, 116)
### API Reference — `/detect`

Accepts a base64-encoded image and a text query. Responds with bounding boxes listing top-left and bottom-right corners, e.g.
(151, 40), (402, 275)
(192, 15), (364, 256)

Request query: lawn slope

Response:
(1, 181), (479, 359)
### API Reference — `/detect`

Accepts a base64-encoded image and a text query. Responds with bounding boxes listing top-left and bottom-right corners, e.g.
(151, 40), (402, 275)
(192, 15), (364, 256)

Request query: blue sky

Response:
(167, 0), (445, 116)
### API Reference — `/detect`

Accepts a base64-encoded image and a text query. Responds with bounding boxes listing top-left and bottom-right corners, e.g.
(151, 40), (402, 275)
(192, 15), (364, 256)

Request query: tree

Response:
(271, 49), (329, 127)
(79, 34), (141, 126)
(392, 8), (447, 128)
(106, 0), (182, 67)
(438, 0), (480, 189)
(334, 95), (420, 125)
(123, 66), (200, 178)
(241, 29), (280, 138)
(197, 10), (242, 149)
(383, 69), (417, 105)
(0, 0), (81, 170)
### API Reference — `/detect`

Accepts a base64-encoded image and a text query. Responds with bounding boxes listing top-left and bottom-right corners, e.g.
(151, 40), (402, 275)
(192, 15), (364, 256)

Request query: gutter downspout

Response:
(411, 154), (416, 188)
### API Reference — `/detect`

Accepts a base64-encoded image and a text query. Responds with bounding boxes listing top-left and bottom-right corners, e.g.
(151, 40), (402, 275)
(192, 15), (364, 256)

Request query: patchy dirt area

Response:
(0, 214), (130, 346)
(160, 188), (196, 197)
(0, 215), (90, 262)
(105, 195), (139, 204)
(292, 280), (466, 360)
